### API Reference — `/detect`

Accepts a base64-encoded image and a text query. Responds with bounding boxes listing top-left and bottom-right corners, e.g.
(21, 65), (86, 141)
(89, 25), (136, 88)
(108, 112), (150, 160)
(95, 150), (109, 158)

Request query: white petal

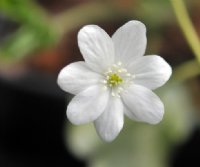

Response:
(94, 96), (124, 142)
(112, 20), (147, 65)
(67, 85), (109, 125)
(57, 61), (102, 95)
(121, 84), (164, 124)
(128, 55), (172, 90)
(123, 106), (138, 122)
(78, 25), (115, 72)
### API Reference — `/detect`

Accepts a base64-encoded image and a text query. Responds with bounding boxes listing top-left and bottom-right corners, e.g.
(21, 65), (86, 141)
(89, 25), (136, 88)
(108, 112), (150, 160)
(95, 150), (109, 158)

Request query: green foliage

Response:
(0, 0), (57, 62)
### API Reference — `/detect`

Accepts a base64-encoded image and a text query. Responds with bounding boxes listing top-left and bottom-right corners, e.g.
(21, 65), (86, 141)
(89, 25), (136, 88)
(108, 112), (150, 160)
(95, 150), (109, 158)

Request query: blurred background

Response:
(0, 0), (200, 166)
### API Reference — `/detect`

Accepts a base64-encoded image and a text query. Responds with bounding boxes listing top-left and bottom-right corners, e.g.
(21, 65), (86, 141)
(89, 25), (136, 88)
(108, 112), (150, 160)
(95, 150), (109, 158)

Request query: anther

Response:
(122, 68), (127, 72)
(102, 86), (108, 90)
(117, 62), (122, 66)
(116, 94), (121, 98)
(112, 64), (117, 68)
(117, 90), (121, 93)
(111, 92), (115, 96)
(101, 80), (107, 83)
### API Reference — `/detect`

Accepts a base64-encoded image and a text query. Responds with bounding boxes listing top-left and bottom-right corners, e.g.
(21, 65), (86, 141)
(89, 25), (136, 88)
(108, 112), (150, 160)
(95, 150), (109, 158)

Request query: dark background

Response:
(0, 73), (86, 167)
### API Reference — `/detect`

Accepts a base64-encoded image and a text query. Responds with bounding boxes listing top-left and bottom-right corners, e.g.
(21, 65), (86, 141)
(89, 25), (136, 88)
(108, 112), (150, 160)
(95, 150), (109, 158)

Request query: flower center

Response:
(101, 62), (134, 97)
(107, 73), (123, 87)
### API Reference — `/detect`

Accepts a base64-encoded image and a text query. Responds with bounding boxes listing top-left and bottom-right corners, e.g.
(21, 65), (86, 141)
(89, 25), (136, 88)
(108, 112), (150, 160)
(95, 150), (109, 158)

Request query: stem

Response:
(170, 0), (200, 64)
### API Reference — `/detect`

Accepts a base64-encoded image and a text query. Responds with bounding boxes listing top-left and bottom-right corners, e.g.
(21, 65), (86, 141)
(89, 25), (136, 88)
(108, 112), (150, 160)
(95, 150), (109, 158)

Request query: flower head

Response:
(57, 21), (172, 142)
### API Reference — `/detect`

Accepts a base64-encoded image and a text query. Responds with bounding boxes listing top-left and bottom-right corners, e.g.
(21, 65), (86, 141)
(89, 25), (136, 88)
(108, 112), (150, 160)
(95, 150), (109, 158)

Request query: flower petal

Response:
(78, 25), (115, 72)
(128, 55), (172, 90)
(94, 96), (124, 142)
(121, 84), (164, 124)
(112, 20), (147, 65)
(67, 85), (109, 125)
(57, 61), (102, 95)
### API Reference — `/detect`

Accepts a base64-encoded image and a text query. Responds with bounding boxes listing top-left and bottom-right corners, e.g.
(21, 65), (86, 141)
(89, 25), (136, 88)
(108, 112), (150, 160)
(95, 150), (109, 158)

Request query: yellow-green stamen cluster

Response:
(107, 73), (123, 87)
(101, 62), (134, 97)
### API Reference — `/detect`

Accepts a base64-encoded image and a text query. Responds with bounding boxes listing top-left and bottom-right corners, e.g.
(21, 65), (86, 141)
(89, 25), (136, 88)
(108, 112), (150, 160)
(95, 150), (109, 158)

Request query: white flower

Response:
(57, 20), (172, 142)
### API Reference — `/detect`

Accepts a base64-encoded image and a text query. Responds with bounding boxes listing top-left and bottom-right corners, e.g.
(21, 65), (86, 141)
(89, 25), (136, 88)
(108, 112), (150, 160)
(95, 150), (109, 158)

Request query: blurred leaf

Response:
(0, 0), (48, 28)
(66, 123), (102, 159)
(135, 0), (173, 30)
(0, 0), (57, 62)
